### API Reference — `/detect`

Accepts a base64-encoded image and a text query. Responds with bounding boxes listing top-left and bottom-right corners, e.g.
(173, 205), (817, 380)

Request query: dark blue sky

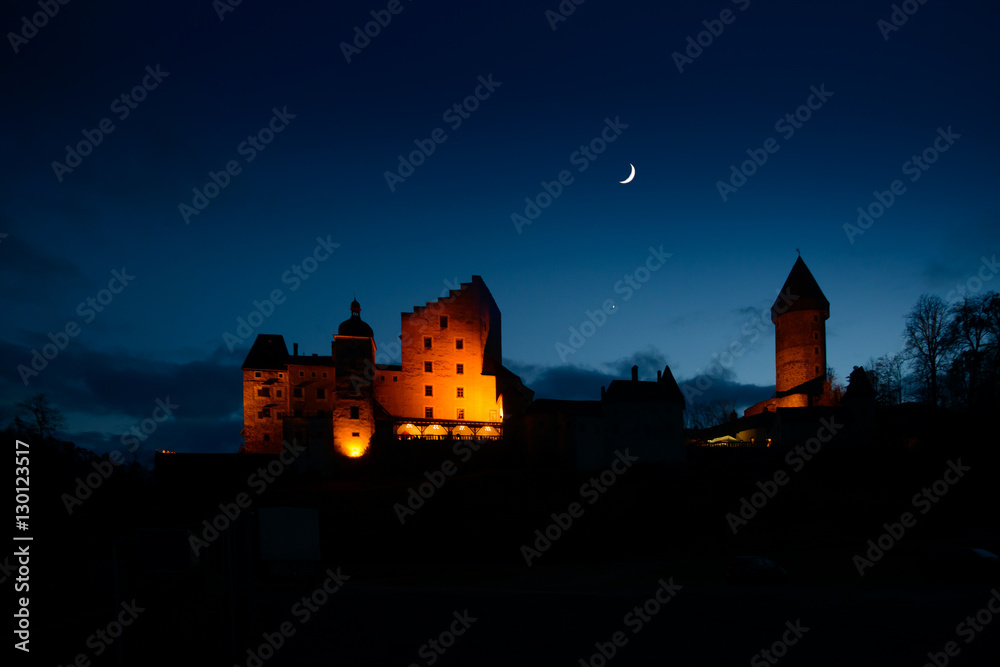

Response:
(2, 0), (998, 458)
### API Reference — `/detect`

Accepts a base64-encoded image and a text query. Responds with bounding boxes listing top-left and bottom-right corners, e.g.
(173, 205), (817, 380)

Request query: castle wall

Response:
(376, 278), (503, 423)
(744, 392), (811, 417)
(242, 368), (287, 453)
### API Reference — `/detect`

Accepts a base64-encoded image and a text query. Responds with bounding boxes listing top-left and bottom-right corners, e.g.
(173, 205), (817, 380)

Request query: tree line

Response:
(890, 291), (1000, 411)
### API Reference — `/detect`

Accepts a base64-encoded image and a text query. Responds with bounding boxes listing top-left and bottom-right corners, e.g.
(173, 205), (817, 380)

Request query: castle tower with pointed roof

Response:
(744, 256), (832, 417)
(772, 256), (829, 394)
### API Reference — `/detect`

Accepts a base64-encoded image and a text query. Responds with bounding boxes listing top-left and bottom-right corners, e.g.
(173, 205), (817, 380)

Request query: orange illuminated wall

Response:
(774, 309), (827, 393)
(375, 276), (504, 424)
(242, 367), (286, 453)
(332, 333), (376, 457)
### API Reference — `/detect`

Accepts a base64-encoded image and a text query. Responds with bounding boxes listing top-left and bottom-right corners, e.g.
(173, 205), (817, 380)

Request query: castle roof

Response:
(337, 299), (374, 338)
(242, 334), (289, 370)
(604, 367), (685, 406)
(771, 256), (829, 318)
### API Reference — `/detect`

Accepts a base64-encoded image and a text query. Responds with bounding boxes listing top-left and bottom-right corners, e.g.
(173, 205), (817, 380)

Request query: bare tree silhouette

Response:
(903, 295), (953, 407)
(16, 392), (66, 440)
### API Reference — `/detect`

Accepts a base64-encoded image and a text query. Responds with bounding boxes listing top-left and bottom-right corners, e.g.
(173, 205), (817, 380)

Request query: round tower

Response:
(333, 298), (376, 458)
(771, 257), (829, 394)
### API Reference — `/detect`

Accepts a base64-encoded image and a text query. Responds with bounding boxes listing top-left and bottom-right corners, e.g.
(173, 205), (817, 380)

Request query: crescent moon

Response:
(619, 163), (636, 184)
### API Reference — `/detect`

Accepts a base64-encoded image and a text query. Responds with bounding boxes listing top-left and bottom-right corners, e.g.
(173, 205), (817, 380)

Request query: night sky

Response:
(2, 0), (998, 459)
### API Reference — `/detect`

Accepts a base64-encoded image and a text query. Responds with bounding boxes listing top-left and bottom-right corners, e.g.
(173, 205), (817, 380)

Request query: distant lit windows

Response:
(424, 337), (432, 349)
(440, 316), (448, 328)
(489, 410), (498, 420)
(425, 407), (434, 418)
(456, 338), (464, 350)
(293, 387), (303, 398)
(456, 363), (464, 375)
(456, 387), (464, 398)
(425, 361), (433, 373)
(457, 409), (465, 419)
(425, 385), (433, 396)
(257, 388), (270, 397)
(350, 406), (359, 419)
(317, 388), (326, 399)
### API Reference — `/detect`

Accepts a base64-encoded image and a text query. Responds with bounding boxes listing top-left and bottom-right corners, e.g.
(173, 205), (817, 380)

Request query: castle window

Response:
(312, 372), (316, 378)
(262, 408), (270, 418)
(263, 434), (270, 441)
(350, 406), (359, 419)
(456, 363), (464, 375)
(257, 388), (270, 397)
(440, 316), (448, 328)
(323, 372), (327, 378)
(393, 376), (398, 382)
(456, 338), (463, 350)
(255, 372), (261, 378)
(276, 390), (282, 398)
(317, 388), (326, 399)
(380, 375), (385, 381)
(425, 407), (434, 418)
(425, 385), (433, 396)
(456, 387), (464, 398)
(457, 409), (465, 419)
(814, 333), (819, 340)
(814, 347), (819, 354)
(425, 361), (433, 373)
(293, 387), (303, 398)
(815, 366), (820, 374)
(299, 371), (304, 377)
(814, 315), (818, 322)
(279, 373), (283, 378)
(277, 412), (284, 419)
(424, 337), (432, 349)
(352, 432), (360, 438)
(257, 411), (264, 419)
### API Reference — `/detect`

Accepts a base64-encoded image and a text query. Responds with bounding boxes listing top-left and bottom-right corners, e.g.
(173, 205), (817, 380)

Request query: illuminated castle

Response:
(745, 256), (832, 416)
(240, 276), (533, 458)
